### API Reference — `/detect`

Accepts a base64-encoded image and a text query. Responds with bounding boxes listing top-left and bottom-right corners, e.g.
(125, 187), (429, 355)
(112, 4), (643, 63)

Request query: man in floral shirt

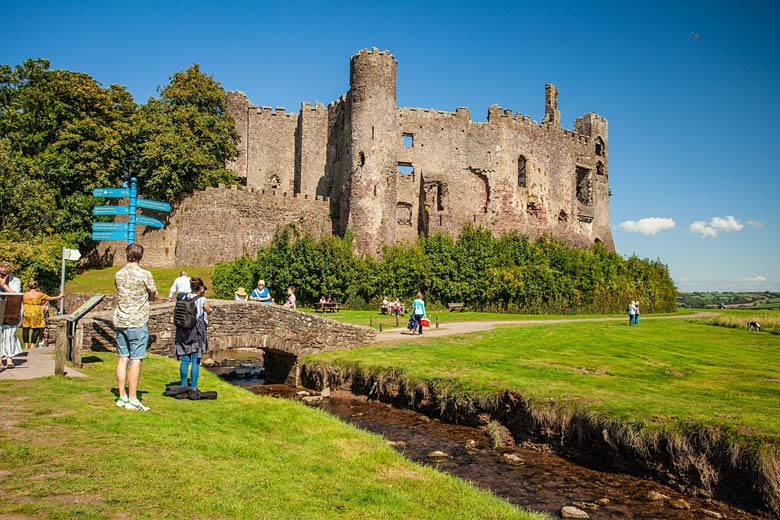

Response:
(114, 244), (157, 411)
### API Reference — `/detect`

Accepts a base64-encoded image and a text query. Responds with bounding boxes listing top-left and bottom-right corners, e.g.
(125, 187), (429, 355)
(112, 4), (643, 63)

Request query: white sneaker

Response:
(116, 397), (129, 408)
(125, 399), (150, 412)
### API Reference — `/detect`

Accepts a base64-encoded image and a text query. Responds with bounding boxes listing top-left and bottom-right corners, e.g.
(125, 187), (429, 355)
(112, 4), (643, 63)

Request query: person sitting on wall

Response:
(234, 287), (248, 301)
(393, 298), (402, 316)
(381, 297), (389, 314)
(250, 280), (272, 304)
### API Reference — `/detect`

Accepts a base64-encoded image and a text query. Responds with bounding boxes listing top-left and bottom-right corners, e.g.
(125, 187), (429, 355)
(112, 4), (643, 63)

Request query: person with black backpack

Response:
(174, 278), (210, 390)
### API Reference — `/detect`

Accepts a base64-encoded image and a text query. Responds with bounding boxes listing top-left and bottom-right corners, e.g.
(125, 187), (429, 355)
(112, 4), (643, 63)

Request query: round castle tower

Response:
(346, 48), (400, 255)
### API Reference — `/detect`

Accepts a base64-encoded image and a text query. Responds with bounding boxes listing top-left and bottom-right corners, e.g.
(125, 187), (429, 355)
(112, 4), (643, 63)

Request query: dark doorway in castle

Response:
(575, 166), (592, 205)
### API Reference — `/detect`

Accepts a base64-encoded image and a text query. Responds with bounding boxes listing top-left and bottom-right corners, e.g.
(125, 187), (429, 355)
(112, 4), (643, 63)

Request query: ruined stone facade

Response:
(227, 48), (614, 256)
(90, 183), (332, 267)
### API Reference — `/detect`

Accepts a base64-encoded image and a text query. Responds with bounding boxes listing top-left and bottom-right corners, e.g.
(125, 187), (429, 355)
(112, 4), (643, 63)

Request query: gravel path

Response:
(373, 311), (717, 342)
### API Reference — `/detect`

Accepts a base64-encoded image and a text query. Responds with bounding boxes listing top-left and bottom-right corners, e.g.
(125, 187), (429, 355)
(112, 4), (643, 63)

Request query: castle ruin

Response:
(97, 48), (612, 267)
(227, 47), (613, 256)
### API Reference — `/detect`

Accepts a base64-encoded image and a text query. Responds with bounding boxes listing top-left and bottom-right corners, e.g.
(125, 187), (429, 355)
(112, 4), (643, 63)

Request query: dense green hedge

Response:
(213, 225), (677, 314)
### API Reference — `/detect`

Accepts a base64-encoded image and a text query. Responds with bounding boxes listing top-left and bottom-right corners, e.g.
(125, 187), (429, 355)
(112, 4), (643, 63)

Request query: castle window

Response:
(596, 161), (605, 176)
(403, 134), (414, 147)
(359, 151), (365, 167)
(576, 166), (592, 205)
(397, 163), (414, 175)
(518, 155), (527, 187)
(595, 137), (605, 157)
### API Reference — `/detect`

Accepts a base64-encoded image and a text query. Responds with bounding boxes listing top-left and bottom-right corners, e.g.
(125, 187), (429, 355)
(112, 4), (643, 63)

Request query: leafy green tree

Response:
(136, 64), (239, 201)
(0, 58), (138, 247)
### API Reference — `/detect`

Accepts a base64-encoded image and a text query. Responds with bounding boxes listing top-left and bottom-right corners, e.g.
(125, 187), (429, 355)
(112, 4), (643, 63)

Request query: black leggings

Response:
(22, 327), (43, 344)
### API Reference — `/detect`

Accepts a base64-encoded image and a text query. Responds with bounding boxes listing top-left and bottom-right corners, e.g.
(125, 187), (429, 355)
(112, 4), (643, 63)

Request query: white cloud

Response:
(689, 215), (760, 237)
(617, 217), (676, 236)
(737, 275), (767, 283)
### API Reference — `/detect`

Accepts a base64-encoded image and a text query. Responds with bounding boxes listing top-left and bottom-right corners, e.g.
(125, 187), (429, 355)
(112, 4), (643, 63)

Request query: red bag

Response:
(420, 317), (430, 327)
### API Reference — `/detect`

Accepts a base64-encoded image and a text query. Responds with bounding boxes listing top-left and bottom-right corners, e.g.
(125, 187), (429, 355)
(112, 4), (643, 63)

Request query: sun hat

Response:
(235, 287), (248, 297)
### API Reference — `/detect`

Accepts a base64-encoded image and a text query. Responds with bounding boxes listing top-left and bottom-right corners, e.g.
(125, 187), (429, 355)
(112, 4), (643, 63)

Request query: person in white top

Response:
(0, 260), (23, 368)
(168, 271), (191, 301)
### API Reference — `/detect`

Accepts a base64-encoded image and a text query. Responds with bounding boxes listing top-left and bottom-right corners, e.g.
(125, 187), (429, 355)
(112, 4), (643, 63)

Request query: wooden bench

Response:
(316, 302), (341, 313)
(447, 302), (466, 312)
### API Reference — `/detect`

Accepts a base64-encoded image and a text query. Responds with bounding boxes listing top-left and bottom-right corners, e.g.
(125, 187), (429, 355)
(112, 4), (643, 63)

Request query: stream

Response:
(208, 359), (764, 520)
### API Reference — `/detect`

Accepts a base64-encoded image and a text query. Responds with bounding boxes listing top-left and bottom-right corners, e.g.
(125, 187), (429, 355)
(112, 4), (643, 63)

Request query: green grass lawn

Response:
(66, 265), (214, 295)
(299, 308), (695, 330)
(0, 353), (542, 520)
(305, 319), (780, 439)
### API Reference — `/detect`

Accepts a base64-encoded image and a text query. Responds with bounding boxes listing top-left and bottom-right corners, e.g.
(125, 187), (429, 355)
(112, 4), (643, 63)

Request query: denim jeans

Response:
(180, 352), (200, 389)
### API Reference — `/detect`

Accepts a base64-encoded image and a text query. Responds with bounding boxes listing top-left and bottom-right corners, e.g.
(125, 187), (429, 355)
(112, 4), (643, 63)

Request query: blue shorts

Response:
(116, 325), (149, 360)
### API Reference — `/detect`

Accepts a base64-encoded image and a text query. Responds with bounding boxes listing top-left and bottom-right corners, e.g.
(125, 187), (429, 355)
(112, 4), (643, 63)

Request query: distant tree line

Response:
(0, 58), (239, 290)
(213, 225), (678, 314)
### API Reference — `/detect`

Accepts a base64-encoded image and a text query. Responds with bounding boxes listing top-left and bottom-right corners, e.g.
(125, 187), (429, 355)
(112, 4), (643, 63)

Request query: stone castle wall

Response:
(91, 184), (331, 267)
(93, 48), (613, 267)
(224, 48), (614, 258)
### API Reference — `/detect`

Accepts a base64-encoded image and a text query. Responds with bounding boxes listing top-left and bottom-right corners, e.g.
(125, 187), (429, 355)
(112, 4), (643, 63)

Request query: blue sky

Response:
(4, 0), (779, 292)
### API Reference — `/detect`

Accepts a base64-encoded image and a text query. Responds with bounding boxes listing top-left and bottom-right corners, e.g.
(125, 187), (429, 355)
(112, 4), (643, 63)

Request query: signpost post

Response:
(59, 247), (81, 315)
(91, 177), (171, 245)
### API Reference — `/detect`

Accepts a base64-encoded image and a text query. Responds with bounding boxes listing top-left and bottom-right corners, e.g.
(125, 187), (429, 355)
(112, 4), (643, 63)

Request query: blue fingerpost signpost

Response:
(91, 177), (170, 244)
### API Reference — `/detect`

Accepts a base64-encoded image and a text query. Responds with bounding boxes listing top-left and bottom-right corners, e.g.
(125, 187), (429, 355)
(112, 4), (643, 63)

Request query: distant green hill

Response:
(677, 291), (780, 309)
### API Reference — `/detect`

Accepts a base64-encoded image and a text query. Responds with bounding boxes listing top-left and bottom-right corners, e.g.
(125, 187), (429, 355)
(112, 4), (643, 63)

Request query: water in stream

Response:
(210, 359), (764, 520)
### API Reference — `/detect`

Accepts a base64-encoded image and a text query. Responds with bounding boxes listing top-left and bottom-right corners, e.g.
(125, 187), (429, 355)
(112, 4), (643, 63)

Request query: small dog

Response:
(747, 321), (762, 332)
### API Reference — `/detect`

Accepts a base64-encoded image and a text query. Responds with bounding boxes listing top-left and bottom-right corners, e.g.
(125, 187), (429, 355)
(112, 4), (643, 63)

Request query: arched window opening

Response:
(575, 166), (592, 205)
(595, 137), (605, 157)
(517, 155), (527, 187)
(596, 161), (605, 176)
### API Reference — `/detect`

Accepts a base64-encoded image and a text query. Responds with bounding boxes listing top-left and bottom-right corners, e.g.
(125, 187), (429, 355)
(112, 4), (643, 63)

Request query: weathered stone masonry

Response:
(228, 48), (613, 256)
(47, 300), (376, 382)
(97, 48), (613, 266)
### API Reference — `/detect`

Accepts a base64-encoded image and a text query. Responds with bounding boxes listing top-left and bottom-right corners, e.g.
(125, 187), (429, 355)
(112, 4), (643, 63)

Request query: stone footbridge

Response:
(47, 297), (375, 384)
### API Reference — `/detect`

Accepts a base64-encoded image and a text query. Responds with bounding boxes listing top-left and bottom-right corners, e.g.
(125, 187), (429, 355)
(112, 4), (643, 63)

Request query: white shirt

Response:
(169, 275), (191, 299)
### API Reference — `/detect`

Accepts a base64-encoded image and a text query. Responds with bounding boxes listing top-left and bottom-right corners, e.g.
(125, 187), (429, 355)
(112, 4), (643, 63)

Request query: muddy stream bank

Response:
(208, 359), (764, 520)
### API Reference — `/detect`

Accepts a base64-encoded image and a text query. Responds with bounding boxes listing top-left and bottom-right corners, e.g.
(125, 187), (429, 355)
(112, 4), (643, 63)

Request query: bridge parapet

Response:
(48, 300), (375, 382)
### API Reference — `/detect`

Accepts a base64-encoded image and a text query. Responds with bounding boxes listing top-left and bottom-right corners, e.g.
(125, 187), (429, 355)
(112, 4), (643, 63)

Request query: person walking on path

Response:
(635, 301), (641, 325)
(411, 291), (426, 336)
(167, 271), (191, 302)
(0, 261), (23, 369)
(250, 280), (272, 304)
(114, 244), (157, 411)
(175, 277), (210, 390)
(21, 281), (64, 349)
(628, 300), (637, 326)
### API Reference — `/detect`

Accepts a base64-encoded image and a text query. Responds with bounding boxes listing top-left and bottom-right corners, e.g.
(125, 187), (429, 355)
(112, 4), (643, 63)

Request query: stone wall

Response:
(90, 185), (332, 267)
(47, 300), (376, 360)
(223, 47), (614, 257)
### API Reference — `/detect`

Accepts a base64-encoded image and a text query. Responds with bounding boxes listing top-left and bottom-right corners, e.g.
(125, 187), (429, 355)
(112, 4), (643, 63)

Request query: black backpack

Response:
(173, 294), (203, 329)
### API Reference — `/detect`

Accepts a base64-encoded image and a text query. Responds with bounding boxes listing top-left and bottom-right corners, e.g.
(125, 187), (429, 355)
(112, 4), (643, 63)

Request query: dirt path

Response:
(373, 311), (717, 342)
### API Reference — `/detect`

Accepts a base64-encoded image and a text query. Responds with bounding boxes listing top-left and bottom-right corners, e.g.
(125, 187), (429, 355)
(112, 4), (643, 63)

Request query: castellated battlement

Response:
(351, 47), (397, 61)
(203, 49), (616, 265)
